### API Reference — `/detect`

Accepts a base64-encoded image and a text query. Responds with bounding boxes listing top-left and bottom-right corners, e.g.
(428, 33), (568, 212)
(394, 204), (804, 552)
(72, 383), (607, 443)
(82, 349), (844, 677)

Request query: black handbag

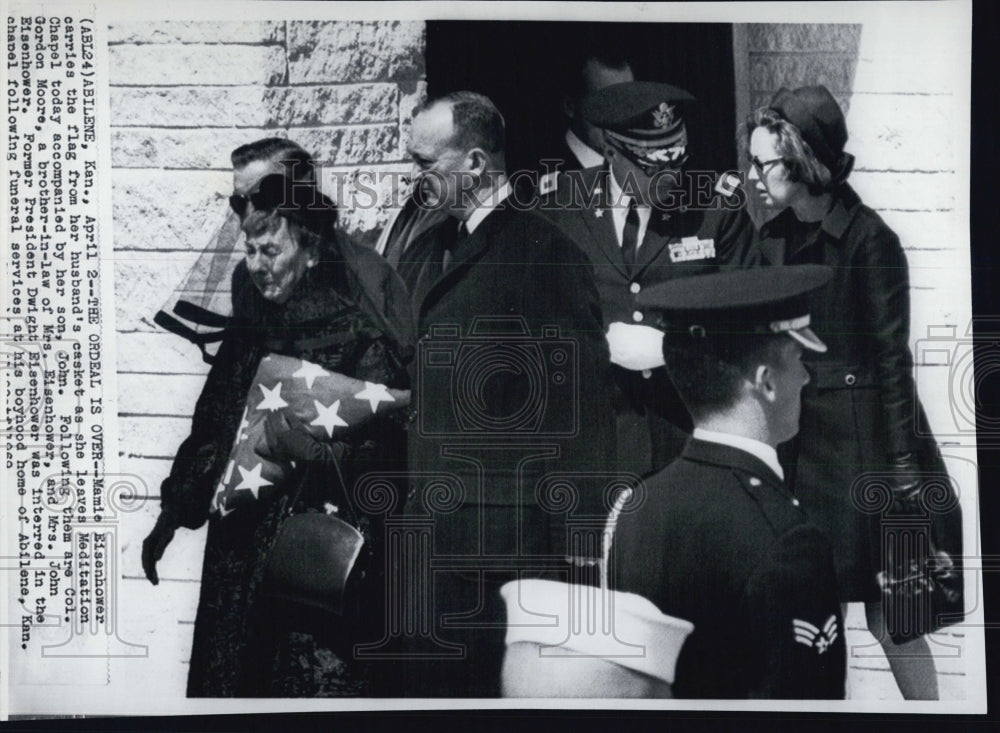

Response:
(263, 452), (367, 616)
(877, 442), (964, 644)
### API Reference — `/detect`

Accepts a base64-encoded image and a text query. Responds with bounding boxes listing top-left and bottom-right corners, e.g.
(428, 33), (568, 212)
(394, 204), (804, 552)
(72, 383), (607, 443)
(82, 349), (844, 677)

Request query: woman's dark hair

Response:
(741, 108), (835, 195)
(665, 331), (788, 421)
(230, 137), (315, 183)
(239, 207), (335, 262)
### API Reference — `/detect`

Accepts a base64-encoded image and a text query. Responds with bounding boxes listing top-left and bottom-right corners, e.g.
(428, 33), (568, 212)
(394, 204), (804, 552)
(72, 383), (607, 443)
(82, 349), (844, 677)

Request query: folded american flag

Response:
(210, 353), (409, 516)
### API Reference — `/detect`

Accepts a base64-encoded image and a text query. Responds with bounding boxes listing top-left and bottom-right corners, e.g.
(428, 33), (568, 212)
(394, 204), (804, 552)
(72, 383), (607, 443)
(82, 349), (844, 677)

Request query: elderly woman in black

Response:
(141, 152), (413, 697)
(741, 86), (959, 699)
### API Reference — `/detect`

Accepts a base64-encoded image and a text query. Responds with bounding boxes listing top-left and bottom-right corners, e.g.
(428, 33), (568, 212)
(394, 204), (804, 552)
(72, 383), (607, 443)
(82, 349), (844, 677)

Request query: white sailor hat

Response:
(499, 578), (694, 698)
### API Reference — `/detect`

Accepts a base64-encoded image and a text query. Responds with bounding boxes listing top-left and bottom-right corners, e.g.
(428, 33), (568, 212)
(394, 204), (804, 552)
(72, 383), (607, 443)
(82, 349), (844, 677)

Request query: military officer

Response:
(539, 81), (754, 479)
(610, 265), (846, 699)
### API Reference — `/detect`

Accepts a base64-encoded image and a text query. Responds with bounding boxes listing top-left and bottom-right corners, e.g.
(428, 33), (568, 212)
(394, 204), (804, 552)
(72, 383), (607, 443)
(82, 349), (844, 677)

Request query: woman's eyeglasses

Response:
(749, 156), (785, 177)
(228, 175), (287, 217)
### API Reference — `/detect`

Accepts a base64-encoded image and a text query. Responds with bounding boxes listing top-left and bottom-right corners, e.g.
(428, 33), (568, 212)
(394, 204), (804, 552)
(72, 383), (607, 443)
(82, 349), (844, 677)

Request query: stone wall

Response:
(109, 20), (426, 690)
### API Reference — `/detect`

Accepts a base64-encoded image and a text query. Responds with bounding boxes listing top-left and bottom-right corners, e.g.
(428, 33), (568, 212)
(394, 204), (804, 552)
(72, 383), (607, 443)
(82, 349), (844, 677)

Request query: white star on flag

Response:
(257, 381), (288, 412)
(354, 381), (396, 413)
(292, 360), (328, 389)
(234, 462), (272, 499)
(311, 399), (348, 437)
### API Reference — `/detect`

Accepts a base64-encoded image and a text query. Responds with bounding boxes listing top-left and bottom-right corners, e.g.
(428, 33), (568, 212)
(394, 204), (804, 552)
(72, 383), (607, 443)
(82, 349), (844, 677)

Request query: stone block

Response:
(118, 373), (204, 418)
(911, 300), (961, 348)
(750, 54), (858, 93)
(295, 124), (399, 167)
(112, 169), (232, 252)
(111, 127), (284, 169)
(108, 44), (285, 86)
(287, 21), (425, 83)
(114, 256), (203, 333)
(119, 500), (206, 581)
(397, 79), (428, 159)
(118, 456), (174, 497)
(847, 94), (956, 172)
(116, 332), (211, 377)
(111, 83), (398, 130)
(120, 416), (193, 460)
(107, 21), (283, 45)
(851, 17), (964, 95)
(852, 53), (958, 95)
(747, 23), (862, 53)
(110, 87), (265, 128)
(320, 163), (411, 238)
(879, 210), (965, 253)
(903, 247), (967, 289)
(850, 170), (957, 213)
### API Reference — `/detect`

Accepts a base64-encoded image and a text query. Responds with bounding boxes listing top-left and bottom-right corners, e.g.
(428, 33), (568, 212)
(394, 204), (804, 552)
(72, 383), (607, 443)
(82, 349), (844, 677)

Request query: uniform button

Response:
(749, 477), (761, 487)
(845, 374), (856, 386)
(629, 282), (641, 294)
(642, 369), (652, 379)
(632, 310), (643, 322)
(792, 498), (801, 507)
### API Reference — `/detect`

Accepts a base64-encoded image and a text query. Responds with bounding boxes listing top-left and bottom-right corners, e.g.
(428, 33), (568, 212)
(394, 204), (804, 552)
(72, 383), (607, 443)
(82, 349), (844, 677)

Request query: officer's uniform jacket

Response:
(539, 166), (755, 477)
(611, 438), (846, 699)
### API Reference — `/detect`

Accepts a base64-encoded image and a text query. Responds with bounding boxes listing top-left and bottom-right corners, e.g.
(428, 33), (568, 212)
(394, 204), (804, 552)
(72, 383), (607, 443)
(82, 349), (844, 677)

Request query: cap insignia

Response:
(653, 102), (676, 129)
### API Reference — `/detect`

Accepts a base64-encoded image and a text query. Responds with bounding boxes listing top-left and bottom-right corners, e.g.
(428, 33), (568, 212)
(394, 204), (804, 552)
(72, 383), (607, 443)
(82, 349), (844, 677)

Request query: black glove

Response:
(888, 452), (922, 507)
(141, 509), (178, 586)
(261, 411), (348, 464)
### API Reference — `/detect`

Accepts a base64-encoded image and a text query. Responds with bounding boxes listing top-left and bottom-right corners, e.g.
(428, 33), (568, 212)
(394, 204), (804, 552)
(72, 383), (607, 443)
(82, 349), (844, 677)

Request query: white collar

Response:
(565, 129), (605, 169)
(692, 427), (785, 481)
(465, 180), (512, 234)
(606, 165), (652, 248)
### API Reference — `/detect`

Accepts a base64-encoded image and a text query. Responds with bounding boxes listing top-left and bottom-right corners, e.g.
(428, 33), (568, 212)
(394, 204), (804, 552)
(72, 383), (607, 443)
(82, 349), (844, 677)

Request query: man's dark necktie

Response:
(442, 220), (469, 273)
(621, 199), (640, 273)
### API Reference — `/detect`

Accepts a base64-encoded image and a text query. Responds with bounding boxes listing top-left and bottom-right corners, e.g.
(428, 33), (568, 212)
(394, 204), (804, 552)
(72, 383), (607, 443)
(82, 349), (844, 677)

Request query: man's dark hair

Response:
(230, 137), (315, 182)
(664, 332), (787, 421)
(421, 91), (506, 154)
(564, 45), (632, 101)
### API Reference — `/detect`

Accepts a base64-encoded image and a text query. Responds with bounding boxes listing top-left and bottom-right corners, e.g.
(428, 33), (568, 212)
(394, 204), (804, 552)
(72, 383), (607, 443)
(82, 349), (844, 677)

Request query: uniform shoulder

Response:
(537, 165), (605, 205)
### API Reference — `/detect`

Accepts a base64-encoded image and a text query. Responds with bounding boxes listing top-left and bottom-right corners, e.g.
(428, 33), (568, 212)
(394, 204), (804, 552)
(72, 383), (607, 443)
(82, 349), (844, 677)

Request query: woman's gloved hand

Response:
(141, 509), (179, 586)
(888, 451), (922, 503)
(261, 411), (348, 464)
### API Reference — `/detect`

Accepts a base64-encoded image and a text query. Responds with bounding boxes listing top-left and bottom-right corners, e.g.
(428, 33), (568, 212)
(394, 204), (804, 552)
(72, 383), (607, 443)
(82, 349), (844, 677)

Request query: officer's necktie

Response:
(621, 199), (640, 272)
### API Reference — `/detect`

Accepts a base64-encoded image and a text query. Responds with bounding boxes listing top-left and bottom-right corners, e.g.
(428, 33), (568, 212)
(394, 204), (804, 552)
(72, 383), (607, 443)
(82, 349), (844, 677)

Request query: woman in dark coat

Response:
(741, 86), (960, 699)
(141, 158), (413, 696)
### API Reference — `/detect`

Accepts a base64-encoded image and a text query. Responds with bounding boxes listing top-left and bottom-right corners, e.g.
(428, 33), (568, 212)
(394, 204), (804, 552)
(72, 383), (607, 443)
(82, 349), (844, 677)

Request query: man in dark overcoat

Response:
(393, 91), (615, 697)
(539, 81), (754, 479)
(610, 265), (846, 699)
